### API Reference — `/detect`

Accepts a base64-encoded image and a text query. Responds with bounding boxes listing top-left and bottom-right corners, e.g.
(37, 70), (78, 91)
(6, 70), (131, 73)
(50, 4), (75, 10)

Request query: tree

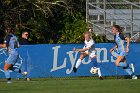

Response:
(0, 0), (87, 44)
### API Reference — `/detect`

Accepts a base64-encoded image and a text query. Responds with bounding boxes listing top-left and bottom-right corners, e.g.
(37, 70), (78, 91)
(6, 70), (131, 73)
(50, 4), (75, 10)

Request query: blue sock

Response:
(119, 62), (127, 67)
(124, 68), (133, 76)
(119, 62), (133, 76)
(10, 67), (21, 73)
(4, 70), (11, 79)
(91, 57), (98, 67)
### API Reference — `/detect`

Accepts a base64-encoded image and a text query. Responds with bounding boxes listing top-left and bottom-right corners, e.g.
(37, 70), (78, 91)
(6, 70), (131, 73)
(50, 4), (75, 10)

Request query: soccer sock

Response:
(123, 67), (133, 76)
(97, 68), (102, 77)
(119, 62), (127, 67)
(119, 62), (133, 76)
(10, 67), (21, 73)
(91, 57), (98, 67)
(4, 70), (11, 80)
(75, 59), (82, 69)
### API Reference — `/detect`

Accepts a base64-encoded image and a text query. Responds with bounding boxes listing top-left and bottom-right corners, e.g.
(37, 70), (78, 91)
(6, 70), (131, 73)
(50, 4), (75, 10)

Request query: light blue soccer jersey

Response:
(4, 34), (19, 64)
(4, 34), (19, 52)
(115, 33), (126, 53)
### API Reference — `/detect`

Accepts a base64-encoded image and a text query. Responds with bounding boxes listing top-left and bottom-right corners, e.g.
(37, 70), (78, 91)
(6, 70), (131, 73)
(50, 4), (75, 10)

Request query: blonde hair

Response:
(85, 31), (92, 38)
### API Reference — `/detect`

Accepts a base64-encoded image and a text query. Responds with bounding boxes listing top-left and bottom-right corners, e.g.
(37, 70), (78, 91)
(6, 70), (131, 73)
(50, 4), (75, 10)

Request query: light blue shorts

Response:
(118, 51), (127, 56)
(6, 51), (19, 65)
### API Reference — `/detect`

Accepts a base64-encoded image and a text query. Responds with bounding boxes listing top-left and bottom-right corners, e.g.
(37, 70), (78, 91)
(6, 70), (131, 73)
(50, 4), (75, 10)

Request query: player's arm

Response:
(0, 44), (6, 48)
(73, 47), (89, 52)
(125, 37), (130, 53)
(110, 44), (118, 53)
(17, 42), (20, 48)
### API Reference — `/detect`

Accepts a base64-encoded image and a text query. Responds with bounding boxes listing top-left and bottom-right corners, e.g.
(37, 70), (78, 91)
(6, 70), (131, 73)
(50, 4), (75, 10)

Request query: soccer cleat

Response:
(26, 78), (31, 81)
(7, 80), (12, 84)
(132, 75), (137, 80)
(73, 67), (77, 72)
(99, 76), (104, 80)
(17, 78), (20, 80)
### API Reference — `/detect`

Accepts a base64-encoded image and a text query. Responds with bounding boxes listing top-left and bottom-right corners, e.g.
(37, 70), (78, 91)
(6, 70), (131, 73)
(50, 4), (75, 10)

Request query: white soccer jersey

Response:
(83, 38), (96, 58)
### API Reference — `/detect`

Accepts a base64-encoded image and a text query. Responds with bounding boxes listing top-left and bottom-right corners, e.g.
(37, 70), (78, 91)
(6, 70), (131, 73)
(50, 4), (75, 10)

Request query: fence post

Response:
(131, 4), (133, 37)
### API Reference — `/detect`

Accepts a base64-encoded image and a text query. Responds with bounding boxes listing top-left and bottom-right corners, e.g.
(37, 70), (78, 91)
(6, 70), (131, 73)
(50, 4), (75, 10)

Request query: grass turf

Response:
(0, 78), (140, 93)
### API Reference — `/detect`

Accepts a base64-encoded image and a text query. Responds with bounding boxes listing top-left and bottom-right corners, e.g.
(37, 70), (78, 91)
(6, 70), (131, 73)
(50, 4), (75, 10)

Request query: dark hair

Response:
(113, 25), (123, 33)
(22, 31), (28, 34)
(5, 27), (14, 33)
(4, 27), (14, 41)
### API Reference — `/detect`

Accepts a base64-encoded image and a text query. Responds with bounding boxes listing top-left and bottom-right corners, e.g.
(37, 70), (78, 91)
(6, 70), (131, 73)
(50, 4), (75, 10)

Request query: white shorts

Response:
(82, 50), (96, 58)
(82, 46), (96, 58)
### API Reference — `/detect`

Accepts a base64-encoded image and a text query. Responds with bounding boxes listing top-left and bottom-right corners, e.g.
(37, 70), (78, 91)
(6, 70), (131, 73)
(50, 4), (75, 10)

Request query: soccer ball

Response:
(90, 67), (98, 74)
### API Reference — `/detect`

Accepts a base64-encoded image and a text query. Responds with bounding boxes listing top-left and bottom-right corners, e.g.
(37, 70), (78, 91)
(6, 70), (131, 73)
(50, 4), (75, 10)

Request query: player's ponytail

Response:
(113, 25), (123, 33)
(4, 27), (13, 39)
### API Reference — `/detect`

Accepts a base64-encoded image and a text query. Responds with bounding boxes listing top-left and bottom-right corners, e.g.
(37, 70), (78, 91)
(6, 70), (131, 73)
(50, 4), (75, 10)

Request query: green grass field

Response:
(0, 78), (140, 93)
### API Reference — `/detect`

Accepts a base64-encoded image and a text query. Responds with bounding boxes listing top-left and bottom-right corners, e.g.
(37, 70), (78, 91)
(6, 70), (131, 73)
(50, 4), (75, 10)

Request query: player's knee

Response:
(4, 66), (9, 71)
(80, 56), (85, 60)
(4, 62), (12, 71)
(115, 63), (119, 66)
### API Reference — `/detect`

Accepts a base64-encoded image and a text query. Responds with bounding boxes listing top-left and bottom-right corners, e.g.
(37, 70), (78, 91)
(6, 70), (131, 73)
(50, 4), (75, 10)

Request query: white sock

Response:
(75, 59), (82, 69)
(97, 68), (102, 77)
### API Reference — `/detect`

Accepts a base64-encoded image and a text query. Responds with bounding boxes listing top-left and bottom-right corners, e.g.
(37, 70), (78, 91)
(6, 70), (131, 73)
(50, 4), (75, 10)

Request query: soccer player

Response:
(110, 25), (137, 79)
(73, 31), (103, 80)
(0, 27), (23, 83)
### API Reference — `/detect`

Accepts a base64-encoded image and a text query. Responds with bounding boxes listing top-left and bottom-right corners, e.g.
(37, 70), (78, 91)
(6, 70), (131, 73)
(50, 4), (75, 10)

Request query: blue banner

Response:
(0, 43), (140, 78)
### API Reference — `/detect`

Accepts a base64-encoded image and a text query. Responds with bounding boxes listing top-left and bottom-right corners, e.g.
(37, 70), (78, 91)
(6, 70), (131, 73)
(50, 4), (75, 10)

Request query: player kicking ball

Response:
(110, 25), (137, 79)
(0, 28), (27, 83)
(73, 31), (103, 80)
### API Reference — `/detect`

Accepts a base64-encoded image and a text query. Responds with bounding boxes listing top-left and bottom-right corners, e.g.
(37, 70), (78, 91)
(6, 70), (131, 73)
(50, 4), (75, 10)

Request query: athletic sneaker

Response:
(7, 80), (12, 84)
(132, 75), (137, 79)
(73, 67), (77, 72)
(99, 76), (104, 80)
(26, 78), (31, 81)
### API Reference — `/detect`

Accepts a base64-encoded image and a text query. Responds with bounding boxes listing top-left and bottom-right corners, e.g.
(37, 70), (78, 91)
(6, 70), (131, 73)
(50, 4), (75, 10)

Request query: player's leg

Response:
(115, 56), (127, 67)
(11, 54), (28, 79)
(89, 51), (98, 68)
(75, 53), (87, 68)
(116, 56), (137, 79)
(9, 54), (21, 73)
(122, 59), (137, 79)
(4, 54), (15, 83)
(4, 62), (13, 83)
(10, 66), (21, 73)
(91, 56), (98, 68)
(90, 56), (103, 80)
(97, 68), (103, 80)
(116, 52), (129, 67)
(73, 53), (87, 72)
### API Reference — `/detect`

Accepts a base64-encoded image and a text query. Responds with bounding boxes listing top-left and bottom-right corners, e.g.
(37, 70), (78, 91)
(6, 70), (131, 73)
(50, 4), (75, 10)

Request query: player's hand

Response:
(73, 47), (76, 51)
(126, 48), (129, 53)
(110, 48), (114, 53)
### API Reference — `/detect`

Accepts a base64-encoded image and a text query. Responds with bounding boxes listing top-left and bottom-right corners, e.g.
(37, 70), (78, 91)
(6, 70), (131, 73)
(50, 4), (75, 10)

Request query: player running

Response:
(0, 27), (26, 83)
(73, 31), (103, 80)
(110, 25), (137, 79)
